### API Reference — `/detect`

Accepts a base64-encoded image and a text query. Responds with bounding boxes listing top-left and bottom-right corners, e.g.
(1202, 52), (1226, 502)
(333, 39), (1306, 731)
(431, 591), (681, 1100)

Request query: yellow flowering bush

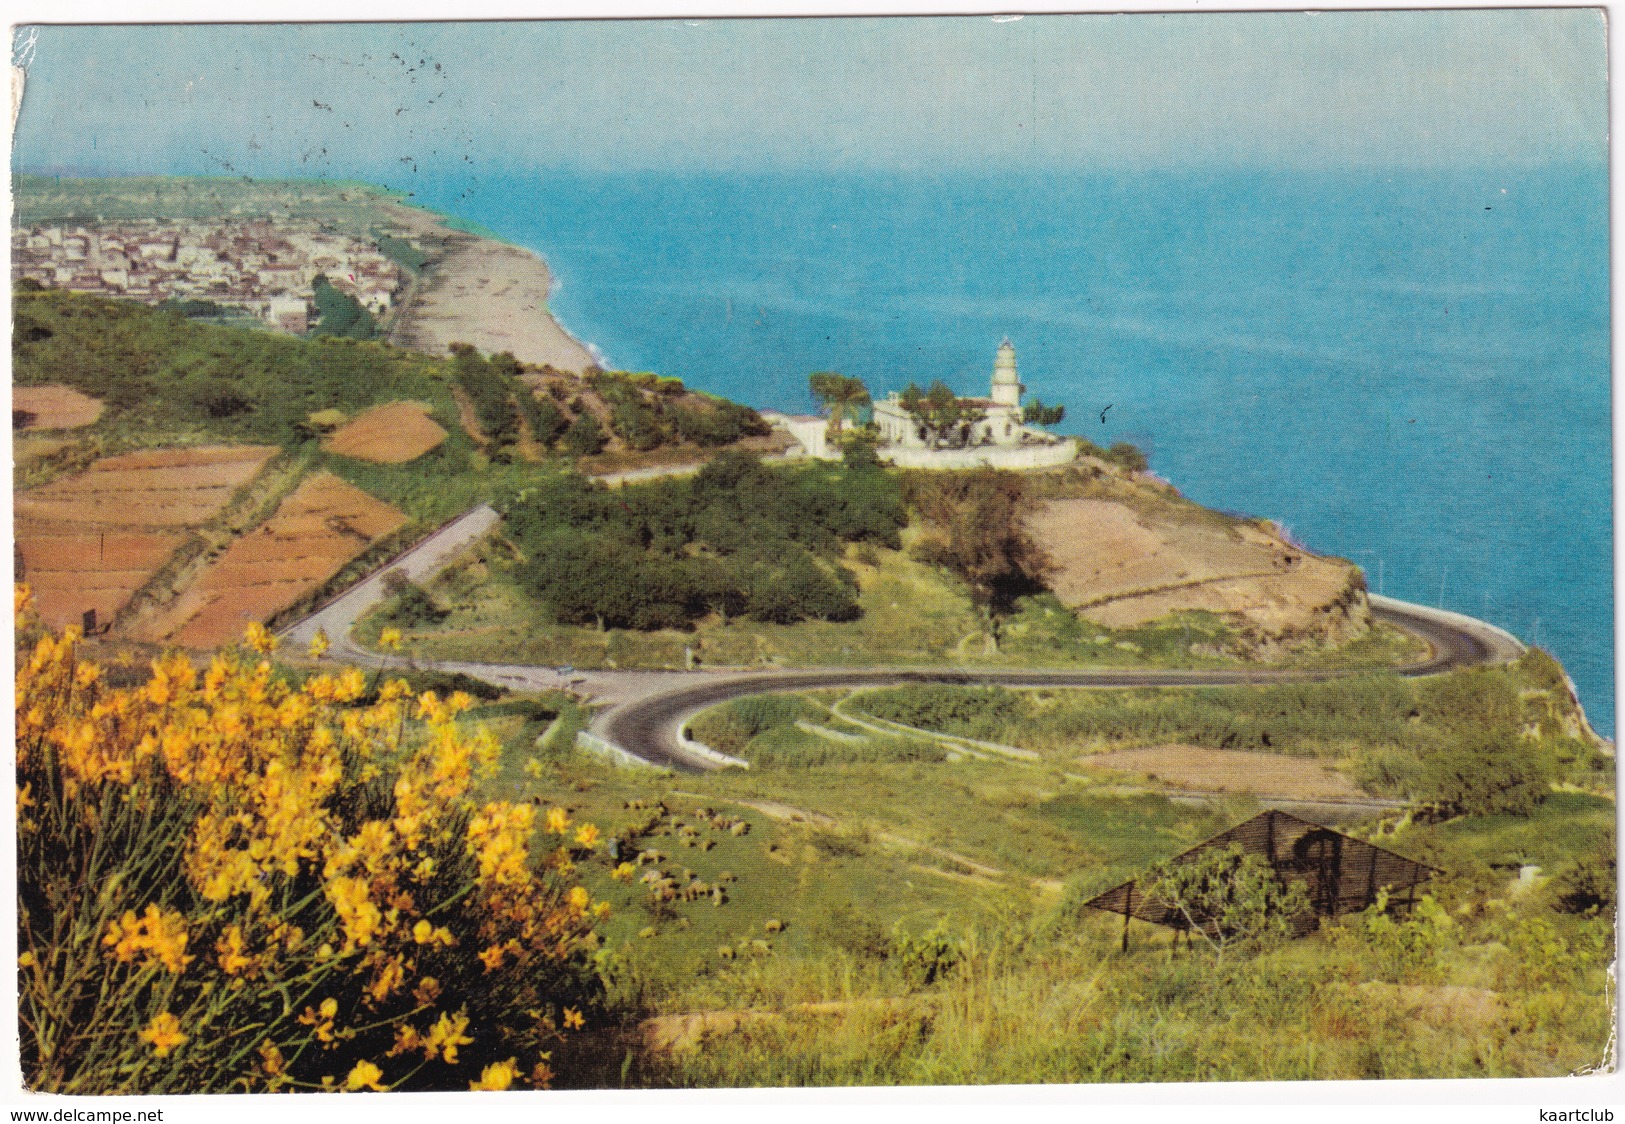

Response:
(16, 591), (607, 1094)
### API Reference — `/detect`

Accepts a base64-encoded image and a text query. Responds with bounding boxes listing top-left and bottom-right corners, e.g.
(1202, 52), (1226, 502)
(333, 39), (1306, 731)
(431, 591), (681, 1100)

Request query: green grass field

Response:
(464, 671), (1614, 1087)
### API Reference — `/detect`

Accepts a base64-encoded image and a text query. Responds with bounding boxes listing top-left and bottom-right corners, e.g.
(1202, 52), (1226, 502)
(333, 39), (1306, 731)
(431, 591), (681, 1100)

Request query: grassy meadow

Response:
(456, 656), (1615, 1087)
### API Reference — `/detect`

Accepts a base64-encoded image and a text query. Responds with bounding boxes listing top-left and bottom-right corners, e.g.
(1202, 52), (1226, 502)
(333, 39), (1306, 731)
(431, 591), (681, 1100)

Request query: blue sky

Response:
(11, 11), (1608, 179)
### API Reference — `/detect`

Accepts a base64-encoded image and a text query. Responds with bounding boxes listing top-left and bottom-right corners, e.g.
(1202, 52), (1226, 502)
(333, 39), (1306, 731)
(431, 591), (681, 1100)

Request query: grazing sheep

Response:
(701, 839), (716, 851)
(718, 945), (734, 959)
(717, 871), (737, 883)
(730, 821), (750, 836)
(638, 926), (657, 939)
(764, 919), (784, 934)
(711, 887), (727, 906)
(749, 939), (771, 955)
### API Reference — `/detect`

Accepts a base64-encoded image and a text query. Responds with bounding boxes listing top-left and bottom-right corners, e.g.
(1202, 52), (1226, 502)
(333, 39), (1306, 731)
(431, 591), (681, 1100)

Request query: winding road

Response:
(277, 504), (1527, 773)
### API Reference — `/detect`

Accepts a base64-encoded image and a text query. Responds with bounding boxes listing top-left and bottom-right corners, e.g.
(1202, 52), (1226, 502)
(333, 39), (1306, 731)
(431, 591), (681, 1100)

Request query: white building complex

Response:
(770, 339), (1078, 470)
(872, 337), (1030, 452)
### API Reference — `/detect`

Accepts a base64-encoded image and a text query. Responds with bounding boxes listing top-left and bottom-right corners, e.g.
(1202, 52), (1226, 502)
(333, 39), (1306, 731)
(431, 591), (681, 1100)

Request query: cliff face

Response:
(1026, 467), (1373, 654)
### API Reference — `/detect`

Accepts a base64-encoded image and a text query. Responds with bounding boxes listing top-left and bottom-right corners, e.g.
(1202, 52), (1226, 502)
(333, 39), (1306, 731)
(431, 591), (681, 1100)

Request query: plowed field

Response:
(12, 385), (104, 430)
(15, 445), (279, 630)
(1077, 744), (1366, 802)
(137, 472), (407, 649)
(322, 401), (449, 464)
(1028, 498), (1359, 638)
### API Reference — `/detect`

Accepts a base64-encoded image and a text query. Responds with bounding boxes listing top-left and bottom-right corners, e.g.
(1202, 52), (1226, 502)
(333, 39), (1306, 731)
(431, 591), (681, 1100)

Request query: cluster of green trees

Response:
(587, 371), (768, 454)
(310, 274), (378, 339)
(898, 380), (986, 448)
(497, 451), (905, 631)
(449, 344), (526, 457)
(12, 288), (445, 443)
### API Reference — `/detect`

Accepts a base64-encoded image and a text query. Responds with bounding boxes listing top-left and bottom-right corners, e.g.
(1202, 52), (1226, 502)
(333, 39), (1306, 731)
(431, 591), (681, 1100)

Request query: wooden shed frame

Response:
(1083, 809), (1440, 950)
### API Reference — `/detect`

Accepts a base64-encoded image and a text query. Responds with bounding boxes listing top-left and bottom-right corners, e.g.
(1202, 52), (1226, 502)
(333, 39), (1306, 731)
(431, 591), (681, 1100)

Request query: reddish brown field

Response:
(322, 401), (449, 464)
(15, 446), (280, 528)
(138, 472), (407, 649)
(15, 445), (279, 631)
(1077, 743), (1366, 802)
(12, 385), (104, 430)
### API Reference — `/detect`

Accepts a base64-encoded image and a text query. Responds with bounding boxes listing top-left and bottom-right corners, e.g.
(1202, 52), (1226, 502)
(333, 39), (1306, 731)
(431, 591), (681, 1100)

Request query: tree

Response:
(808, 371), (872, 442)
(1140, 844), (1311, 960)
(310, 274), (377, 340)
(1022, 399), (1065, 427)
(899, 380), (985, 448)
(562, 411), (607, 457)
(902, 469), (1051, 641)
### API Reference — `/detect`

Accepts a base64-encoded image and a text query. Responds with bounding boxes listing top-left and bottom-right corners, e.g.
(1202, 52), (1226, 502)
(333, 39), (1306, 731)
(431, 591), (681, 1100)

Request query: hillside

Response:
(9, 289), (775, 642)
(1027, 463), (1372, 656)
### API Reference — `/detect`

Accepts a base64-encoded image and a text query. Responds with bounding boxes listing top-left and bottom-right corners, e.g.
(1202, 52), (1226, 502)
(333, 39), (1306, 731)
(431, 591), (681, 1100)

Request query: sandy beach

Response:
(384, 204), (598, 373)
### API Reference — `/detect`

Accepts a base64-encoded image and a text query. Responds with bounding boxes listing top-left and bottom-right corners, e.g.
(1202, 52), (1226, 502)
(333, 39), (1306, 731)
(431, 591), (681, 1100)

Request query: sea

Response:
(405, 166), (1614, 736)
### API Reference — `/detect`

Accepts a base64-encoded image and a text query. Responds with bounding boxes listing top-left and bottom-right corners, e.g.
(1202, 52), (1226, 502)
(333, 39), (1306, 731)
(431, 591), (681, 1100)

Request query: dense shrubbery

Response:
(590, 371), (768, 452)
(15, 598), (611, 1094)
(12, 289), (445, 444)
(450, 344), (522, 457)
(498, 451), (904, 631)
(310, 275), (378, 340)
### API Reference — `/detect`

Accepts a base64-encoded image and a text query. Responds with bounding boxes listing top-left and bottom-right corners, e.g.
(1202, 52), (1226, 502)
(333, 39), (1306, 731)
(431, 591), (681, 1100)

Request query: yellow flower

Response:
(308, 629), (331, 659)
(326, 876), (382, 950)
(470, 1058), (518, 1091)
(413, 919), (434, 944)
(259, 1040), (286, 1078)
(567, 886), (590, 913)
(346, 1060), (386, 1092)
(320, 997), (339, 1020)
(477, 945), (505, 972)
(215, 925), (253, 976)
(573, 823), (600, 849)
(563, 1007), (585, 1030)
(139, 1011), (188, 1057)
(610, 862), (637, 882)
(423, 1010), (474, 1064)
(378, 627), (403, 653)
(412, 977), (441, 1006)
(17, 951), (37, 969)
(103, 905), (193, 973)
(244, 621), (279, 655)
(544, 806), (571, 835)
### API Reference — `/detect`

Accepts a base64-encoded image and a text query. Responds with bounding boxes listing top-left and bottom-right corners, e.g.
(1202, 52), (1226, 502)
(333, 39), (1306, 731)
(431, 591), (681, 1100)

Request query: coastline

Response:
(379, 199), (599, 374)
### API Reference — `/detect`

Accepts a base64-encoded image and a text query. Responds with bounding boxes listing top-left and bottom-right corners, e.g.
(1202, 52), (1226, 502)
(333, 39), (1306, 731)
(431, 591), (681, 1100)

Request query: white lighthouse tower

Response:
(990, 337), (1023, 410)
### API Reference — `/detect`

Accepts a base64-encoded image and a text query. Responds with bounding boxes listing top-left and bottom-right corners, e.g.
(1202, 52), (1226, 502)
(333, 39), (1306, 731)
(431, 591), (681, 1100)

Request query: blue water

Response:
(403, 167), (1613, 734)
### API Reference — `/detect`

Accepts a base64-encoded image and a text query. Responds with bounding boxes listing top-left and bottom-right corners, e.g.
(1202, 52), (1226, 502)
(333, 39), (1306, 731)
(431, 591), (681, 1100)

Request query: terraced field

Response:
(14, 444), (279, 630)
(133, 471), (407, 649)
